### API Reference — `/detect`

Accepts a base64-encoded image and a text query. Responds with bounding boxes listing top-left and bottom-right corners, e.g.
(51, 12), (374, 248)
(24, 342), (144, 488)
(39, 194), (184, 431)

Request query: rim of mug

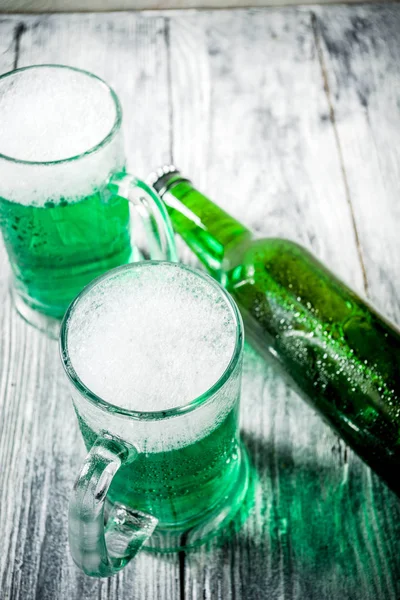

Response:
(0, 64), (122, 166)
(59, 261), (244, 421)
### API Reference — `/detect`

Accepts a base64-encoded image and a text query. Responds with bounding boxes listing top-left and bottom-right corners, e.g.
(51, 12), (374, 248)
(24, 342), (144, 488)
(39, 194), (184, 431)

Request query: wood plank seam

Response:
(12, 20), (26, 70)
(310, 10), (369, 296)
(165, 16), (175, 165)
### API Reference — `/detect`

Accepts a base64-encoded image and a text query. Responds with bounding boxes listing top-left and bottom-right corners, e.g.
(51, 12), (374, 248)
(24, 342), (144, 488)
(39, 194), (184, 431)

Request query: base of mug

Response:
(142, 444), (253, 553)
(12, 287), (61, 339)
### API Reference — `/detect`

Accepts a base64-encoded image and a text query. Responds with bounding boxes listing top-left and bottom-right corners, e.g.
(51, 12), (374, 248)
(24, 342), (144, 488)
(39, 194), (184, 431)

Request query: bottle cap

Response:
(147, 165), (189, 197)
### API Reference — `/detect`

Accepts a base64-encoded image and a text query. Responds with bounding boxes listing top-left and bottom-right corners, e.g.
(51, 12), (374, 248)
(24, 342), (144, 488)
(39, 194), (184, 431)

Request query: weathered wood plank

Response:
(312, 7), (400, 594)
(314, 5), (400, 322)
(0, 0), (380, 15)
(0, 18), (16, 72)
(169, 8), (400, 600)
(170, 9), (364, 286)
(0, 13), (180, 600)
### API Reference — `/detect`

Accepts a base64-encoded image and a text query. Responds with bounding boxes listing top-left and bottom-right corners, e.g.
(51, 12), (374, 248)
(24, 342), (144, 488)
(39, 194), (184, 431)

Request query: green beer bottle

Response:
(150, 166), (400, 494)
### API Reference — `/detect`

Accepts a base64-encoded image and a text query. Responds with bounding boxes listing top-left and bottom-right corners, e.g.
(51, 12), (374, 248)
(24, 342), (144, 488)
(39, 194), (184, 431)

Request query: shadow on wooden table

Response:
(177, 430), (400, 600)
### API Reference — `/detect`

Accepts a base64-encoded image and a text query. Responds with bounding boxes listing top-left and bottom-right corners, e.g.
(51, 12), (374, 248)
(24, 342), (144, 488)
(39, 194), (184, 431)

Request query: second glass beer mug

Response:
(60, 262), (250, 577)
(0, 65), (176, 336)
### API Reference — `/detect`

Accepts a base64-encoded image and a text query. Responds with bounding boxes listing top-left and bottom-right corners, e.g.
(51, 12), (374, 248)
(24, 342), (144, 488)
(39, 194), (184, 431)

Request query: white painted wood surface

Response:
(0, 6), (400, 599)
(0, 0), (383, 14)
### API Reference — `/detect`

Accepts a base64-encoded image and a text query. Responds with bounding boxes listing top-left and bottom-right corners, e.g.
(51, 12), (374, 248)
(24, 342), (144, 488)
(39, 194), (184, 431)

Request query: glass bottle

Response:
(150, 166), (400, 494)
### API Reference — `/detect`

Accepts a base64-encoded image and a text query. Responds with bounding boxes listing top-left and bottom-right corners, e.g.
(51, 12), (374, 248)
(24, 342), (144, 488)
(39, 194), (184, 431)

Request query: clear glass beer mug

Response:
(0, 65), (176, 336)
(60, 261), (250, 577)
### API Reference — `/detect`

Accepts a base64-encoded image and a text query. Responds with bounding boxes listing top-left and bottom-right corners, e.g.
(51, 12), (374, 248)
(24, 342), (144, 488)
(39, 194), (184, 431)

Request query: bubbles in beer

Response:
(0, 67), (116, 162)
(0, 66), (124, 206)
(66, 263), (238, 412)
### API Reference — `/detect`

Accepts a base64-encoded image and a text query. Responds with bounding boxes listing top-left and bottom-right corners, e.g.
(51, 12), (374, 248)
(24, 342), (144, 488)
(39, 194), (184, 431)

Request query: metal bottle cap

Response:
(147, 165), (189, 197)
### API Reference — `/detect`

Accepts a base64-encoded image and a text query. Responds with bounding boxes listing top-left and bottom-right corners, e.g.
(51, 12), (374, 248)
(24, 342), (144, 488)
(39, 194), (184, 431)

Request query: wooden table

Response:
(1, 4), (400, 598)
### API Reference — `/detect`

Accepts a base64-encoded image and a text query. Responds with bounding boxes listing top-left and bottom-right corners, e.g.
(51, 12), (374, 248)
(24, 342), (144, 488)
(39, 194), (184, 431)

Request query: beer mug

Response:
(60, 261), (250, 577)
(0, 65), (176, 336)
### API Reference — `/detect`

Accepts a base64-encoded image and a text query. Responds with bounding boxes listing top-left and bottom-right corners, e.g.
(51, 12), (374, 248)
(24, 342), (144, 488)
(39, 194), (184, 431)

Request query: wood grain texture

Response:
(313, 4), (400, 321)
(169, 8), (400, 599)
(0, 0), (384, 15)
(0, 13), (180, 600)
(0, 6), (400, 600)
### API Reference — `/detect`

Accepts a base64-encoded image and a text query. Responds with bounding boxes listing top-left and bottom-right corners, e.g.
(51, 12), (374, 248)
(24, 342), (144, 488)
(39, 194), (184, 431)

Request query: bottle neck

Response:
(159, 177), (252, 277)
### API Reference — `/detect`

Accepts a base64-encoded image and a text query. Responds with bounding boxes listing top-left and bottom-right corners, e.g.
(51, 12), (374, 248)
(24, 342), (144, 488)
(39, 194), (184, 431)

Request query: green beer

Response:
(0, 65), (176, 331)
(151, 166), (400, 494)
(62, 263), (249, 574)
(77, 404), (241, 526)
(0, 186), (131, 318)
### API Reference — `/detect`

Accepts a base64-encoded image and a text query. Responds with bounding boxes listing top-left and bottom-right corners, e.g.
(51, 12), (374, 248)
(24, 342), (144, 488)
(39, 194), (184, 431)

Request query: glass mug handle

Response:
(69, 433), (158, 577)
(108, 172), (178, 262)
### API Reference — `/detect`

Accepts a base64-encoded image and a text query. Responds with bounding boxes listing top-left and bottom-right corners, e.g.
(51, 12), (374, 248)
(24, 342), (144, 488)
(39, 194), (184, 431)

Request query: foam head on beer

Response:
(66, 263), (237, 412)
(0, 67), (116, 162)
(0, 66), (124, 206)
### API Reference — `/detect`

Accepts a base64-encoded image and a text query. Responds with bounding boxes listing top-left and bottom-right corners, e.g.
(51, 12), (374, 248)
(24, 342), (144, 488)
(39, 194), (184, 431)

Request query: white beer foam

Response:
(0, 67), (116, 161)
(67, 263), (237, 413)
(0, 66), (124, 206)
